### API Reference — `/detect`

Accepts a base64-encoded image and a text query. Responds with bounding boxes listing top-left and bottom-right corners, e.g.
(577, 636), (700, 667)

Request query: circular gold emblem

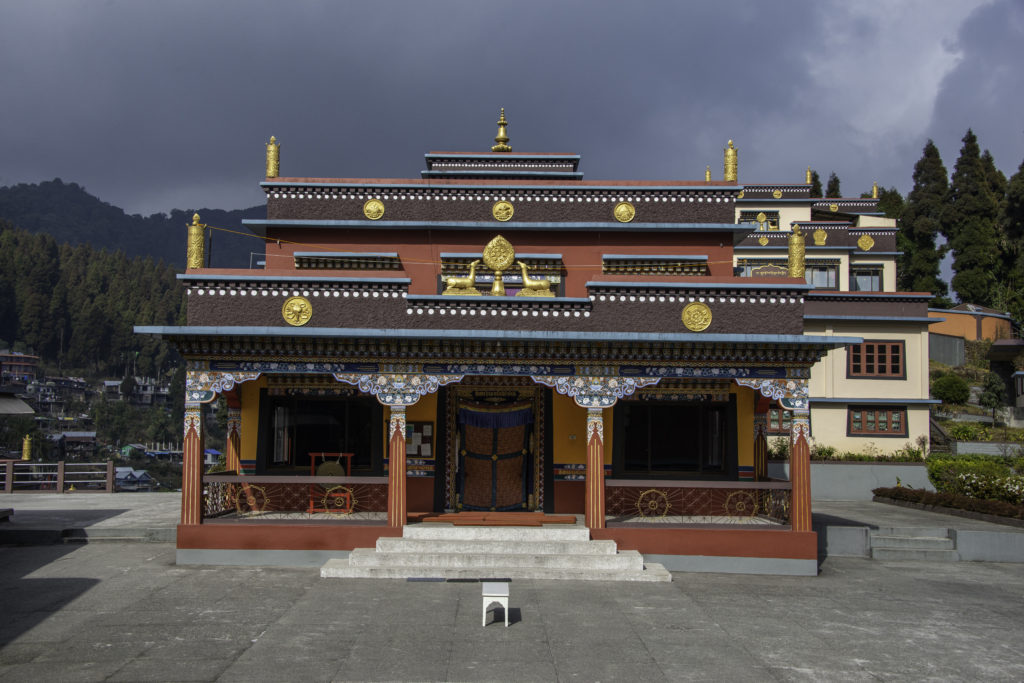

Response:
(613, 201), (635, 223)
(857, 234), (875, 251)
(681, 302), (712, 332)
(772, 189), (783, 199)
(282, 296), (312, 326)
(492, 201), (514, 222)
(363, 199), (385, 220)
(758, 236), (770, 246)
(737, 190), (745, 199)
(756, 211), (767, 224)
(829, 203), (839, 212)
(482, 235), (515, 272)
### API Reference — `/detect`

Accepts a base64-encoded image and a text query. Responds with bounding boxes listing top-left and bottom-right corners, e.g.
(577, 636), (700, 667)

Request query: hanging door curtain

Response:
(458, 403), (533, 511)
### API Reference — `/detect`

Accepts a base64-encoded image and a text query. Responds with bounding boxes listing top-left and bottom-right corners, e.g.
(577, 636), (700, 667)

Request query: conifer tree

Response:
(809, 170), (823, 198)
(945, 130), (1001, 306)
(897, 141), (950, 302)
(999, 158), (1024, 321)
(825, 172), (841, 198)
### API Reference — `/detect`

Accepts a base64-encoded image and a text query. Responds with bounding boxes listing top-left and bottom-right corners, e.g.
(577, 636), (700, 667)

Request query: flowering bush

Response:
(928, 455), (1024, 505)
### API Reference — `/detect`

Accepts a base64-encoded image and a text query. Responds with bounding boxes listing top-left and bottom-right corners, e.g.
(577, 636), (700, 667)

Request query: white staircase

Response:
(321, 523), (671, 582)
(869, 527), (959, 562)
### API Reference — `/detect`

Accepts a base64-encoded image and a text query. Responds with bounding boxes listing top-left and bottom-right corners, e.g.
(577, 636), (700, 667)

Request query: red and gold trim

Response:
(225, 406), (242, 473)
(789, 409), (812, 532)
(585, 408), (606, 529)
(387, 406), (407, 527)
(181, 403), (205, 525)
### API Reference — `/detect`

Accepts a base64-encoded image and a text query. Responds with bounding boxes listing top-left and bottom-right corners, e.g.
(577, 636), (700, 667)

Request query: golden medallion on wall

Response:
(829, 203), (839, 212)
(758, 235), (770, 246)
(857, 234), (875, 251)
(681, 302), (712, 332)
(282, 296), (313, 326)
(772, 189), (783, 199)
(492, 201), (514, 222)
(613, 201), (636, 223)
(813, 229), (827, 246)
(736, 191), (745, 199)
(482, 235), (515, 272)
(363, 199), (385, 220)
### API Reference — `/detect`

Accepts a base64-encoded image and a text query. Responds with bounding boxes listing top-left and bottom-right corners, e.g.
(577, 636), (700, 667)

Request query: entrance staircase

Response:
(321, 522), (672, 582)
(869, 526), (959, 561)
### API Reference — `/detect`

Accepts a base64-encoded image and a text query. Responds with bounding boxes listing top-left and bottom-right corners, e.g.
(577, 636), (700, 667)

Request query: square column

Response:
(181, 403), (205, 525)
(585, 408), (606, 530)
(387, 406), (407, 527)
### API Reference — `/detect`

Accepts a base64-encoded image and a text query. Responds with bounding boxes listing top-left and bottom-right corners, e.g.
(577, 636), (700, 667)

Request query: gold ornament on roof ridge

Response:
(724, 140), (738, 182)
(492, 200), (514, 222)
(857, 234), (875, 251)
(282, 296), (313, 326)
(705, 166), (711, 182)
(483, 235), (515, 295)
(806, 167), (812, 184)
(772, 189), (783, 199)
(186, 213), (205, 270)
(442, 260), (482, 296)
(872, 182), (879, 199)
(813, 228), (828, 246)
(613, 201), (635, 223)
(266, 136), (280, 178)
(758, 235), (770, 246)
(829, 203), (839, 212)
(491, 108), (511, 152)
(682, 302), (713, 332)
(363, 199), (385, 220)
(788, 226), (806, 279)
(515, 260), (554, 297)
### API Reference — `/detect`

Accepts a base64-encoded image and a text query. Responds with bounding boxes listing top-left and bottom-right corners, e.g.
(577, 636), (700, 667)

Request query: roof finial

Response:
(872, 181), (879, 199)
(705, 165), (711, 182)
(806, 166), (813, 184)
(266, 136), (280, 178)
(724, 140), (737, 182)
(491, 108), (511, 152)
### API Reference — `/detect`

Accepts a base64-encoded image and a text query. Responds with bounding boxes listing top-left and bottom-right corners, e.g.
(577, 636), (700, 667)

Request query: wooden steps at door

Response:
(409, 511), (578, 526)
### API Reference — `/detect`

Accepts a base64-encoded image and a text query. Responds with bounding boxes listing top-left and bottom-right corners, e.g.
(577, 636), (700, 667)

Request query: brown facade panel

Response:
(804, 295), (929, 319)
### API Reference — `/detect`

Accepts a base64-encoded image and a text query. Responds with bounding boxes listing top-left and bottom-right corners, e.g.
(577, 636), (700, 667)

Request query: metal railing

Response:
(605, 479), (791, 524)
(202, 473), (389, 519)
(2, 460), (115, 493)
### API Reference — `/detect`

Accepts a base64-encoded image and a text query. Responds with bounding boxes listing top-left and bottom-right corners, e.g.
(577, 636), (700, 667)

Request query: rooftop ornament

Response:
(186, 213), (206, 270)
(266, 136), (280, 178)
(724, 139), (738, 182)
(491, 108), (511, 152)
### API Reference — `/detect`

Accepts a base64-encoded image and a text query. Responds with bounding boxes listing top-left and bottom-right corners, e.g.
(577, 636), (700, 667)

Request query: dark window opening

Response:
(613, 401), (735, 479)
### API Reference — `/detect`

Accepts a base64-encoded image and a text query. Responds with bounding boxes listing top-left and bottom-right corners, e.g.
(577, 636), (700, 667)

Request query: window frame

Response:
(850, 266), (884, 292)
(766, 406), (792, 435)
(805, 264), (839, 290)
(847, 405), (907, 438)
(847, 340), (906, 380)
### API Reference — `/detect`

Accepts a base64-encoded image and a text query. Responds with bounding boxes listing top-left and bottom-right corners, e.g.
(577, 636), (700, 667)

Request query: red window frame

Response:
(766, 407), (792, 434)
(848, 406), (907, 437)
(848, 341), (905, 379)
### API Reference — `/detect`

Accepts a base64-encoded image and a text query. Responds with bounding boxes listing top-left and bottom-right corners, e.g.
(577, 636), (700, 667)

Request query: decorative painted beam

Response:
(530, 375), (661, 408)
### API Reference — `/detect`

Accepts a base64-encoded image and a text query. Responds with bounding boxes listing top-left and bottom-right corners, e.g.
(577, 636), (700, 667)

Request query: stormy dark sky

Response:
(1, 1), (1021, 216)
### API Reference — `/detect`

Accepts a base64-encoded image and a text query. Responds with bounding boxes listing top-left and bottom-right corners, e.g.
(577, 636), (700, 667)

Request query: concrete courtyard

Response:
(1, 541), (1023, 682)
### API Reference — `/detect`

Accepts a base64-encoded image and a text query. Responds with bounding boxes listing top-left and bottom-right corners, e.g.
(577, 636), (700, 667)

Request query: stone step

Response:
(871, 527), (951, 539)
(871, 547), (959, 562)
(348, 547), (643, 571)
(377, 537), (618, 555)
(870, 535), (955, 550)
(403, 524), (590, 542)
(320, 559), (672, 582)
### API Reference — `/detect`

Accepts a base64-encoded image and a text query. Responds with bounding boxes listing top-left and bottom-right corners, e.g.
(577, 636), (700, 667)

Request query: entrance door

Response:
(457, 404), (533, 511)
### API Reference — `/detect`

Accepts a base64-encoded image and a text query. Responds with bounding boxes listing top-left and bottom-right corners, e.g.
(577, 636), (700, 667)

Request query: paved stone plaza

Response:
(1, 541), (1023, 682)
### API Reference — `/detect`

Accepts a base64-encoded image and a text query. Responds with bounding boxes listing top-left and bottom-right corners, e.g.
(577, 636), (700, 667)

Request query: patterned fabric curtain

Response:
(457, 403), (533, 511)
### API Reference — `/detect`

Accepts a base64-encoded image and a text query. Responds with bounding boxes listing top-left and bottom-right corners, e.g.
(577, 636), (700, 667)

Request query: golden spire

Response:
(187, 213), (205, 270)
(705, 165), (711, 182)
(872, 181), (879, 199)
(724, 140), (738, 182)
(22, 434), (31, 461)
(491, 108), (511, 152)
(266, 136), (280, 178)
(806, 166), (813, 184)
(788, 225), (806, 279)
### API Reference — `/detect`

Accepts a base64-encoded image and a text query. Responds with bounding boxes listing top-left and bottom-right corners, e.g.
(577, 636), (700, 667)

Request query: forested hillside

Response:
(0, 179), (264, 269)
(0, 224), (183, 377)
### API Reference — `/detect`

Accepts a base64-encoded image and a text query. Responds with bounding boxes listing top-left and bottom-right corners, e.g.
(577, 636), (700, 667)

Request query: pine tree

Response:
(1000, 158), (1024, 322)
(897, 141), (950, 302)
(809, 170), (823, 198)
(945, 130), (1002, 306)
(825, 172), (841, 198)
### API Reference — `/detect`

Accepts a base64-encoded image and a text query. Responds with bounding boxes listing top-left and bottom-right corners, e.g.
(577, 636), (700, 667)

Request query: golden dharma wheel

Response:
(363, 199), (385, 220)
(482, 235), (515, 272)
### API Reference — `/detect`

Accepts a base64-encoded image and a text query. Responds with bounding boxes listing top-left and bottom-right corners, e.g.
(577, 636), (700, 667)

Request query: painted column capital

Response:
(333, 373), (463, 406)
(185, 370), (262, 404)
(531, 375), (660, 409)
(734, 378), (808, 410)
(586, 407), (604, 444)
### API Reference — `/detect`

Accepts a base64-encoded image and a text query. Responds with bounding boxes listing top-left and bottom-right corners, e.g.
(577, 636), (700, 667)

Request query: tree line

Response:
(0, 223), (184, 378)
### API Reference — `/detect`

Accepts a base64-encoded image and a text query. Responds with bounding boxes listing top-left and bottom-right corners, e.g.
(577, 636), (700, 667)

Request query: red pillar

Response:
(181, 403), (205, 525)
(387, 406), (407, 527)
(225, 404), (242, 474)
(585, 408), (606, 530)
(789, 409), (812, 532)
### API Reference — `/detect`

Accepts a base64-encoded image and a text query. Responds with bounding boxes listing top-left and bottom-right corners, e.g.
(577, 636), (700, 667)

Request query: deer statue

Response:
(515, 260), (555, 297)
(442, 260), (482, 295)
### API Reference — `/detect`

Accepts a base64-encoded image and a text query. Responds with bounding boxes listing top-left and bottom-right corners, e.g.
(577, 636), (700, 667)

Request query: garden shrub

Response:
(945, 422), (991, 441)
(932, 373), (970, 406)
(873, 486), (1024, 520)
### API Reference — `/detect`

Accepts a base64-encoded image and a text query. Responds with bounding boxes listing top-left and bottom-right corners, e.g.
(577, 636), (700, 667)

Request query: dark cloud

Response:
(0, 1), (1017, 217)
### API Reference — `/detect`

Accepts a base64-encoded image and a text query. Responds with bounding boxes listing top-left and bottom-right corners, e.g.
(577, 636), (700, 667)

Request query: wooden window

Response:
(766, 407), (792, 434)
(848, 406), (907, 437)
(850, 267), (883, 291)
(805, 264), (838, 290)
(848, 341), (904, 378)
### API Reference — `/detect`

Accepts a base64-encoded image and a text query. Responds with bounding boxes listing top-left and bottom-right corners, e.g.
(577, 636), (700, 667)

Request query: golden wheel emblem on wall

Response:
(681, 302), (712, 331)
(613, 201), (635, 223)
(724, 490), (758, 517)
(321, 486), (356, 516)
(492, 201), (514, 222)
(772, 189), (783, 199)
(282, 296), (313, 326)
(363, 199), (385, 220)
(857, 234), (875, 251)
(636, 489), (672, 518)
(235, 485), (268, 514)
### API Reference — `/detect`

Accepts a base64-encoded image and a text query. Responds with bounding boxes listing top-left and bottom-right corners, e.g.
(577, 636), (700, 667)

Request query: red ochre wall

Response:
(262, 227), (736, 296)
